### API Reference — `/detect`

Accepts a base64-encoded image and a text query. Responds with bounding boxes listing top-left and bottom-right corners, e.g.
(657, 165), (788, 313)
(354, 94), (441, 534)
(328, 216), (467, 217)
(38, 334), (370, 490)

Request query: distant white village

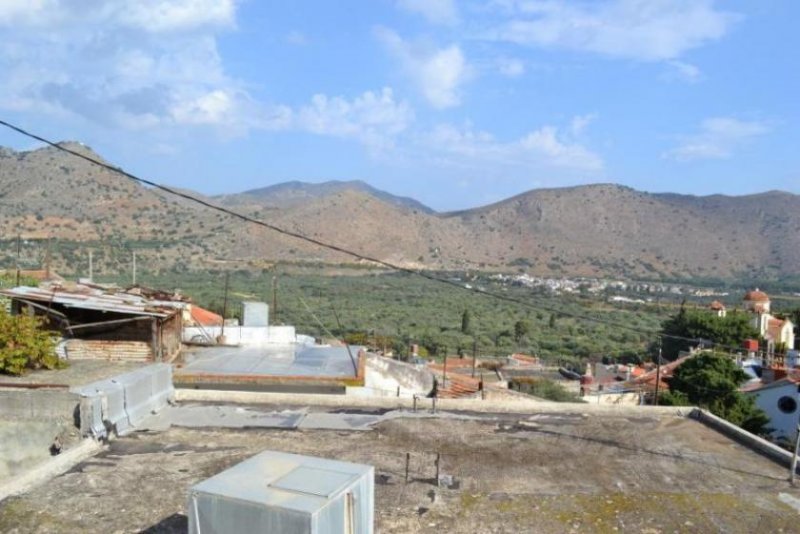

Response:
(489, 272), (730, 298)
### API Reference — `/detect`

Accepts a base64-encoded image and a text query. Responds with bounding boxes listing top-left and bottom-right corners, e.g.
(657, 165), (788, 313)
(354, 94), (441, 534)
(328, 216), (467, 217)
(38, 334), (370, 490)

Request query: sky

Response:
(0, 0), (797, 211)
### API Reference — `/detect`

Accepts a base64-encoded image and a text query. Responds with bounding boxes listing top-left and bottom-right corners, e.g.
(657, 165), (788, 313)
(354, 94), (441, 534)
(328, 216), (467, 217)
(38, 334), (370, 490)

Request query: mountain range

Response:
(1, 142), (798, 281)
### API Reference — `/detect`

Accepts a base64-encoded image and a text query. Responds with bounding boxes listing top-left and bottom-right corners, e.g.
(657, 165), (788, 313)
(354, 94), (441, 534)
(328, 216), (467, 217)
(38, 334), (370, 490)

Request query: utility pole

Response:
(442, 348), (448, 389)
(791, 422), (800, 485)
(132, 250), (137, 286)
(271, 274), (278, 324)
(220, 271), (230, 339)
(88, 250), (93, 281)
(472, 338), (478, 378)
(15, 234), (21, 286)
(654, 347), (663, 406)
(44, 236), (51, 280)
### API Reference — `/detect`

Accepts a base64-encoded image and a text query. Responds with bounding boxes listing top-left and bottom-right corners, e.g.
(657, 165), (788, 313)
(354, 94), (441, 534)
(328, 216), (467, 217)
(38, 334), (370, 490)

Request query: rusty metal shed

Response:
(0, 285), (183, 362)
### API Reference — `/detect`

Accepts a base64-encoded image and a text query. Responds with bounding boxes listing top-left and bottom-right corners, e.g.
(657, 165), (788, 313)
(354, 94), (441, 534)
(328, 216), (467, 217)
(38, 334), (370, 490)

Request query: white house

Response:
(709, 300), (727, 318)
(744, 376), (800, 444)
(743, 289), (795, 352)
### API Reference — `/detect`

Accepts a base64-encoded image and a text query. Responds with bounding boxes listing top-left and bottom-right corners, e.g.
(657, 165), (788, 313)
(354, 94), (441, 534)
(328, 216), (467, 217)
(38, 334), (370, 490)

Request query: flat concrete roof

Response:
(3, 410), (800, 533)
(0, 360), (146, 388)
(177, 345), (361, 378)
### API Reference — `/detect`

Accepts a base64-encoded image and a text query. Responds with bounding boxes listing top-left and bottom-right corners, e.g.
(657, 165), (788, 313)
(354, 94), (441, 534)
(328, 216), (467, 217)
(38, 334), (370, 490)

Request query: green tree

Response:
(513, 319), (531, 343)
(0, 309), (61, 376)
(548, 314), (556, 329)
(461, 309), (472, 334)
(664, 352), (769, 434)
(660, 307), (758, 361)
(511, 377), (582, 402)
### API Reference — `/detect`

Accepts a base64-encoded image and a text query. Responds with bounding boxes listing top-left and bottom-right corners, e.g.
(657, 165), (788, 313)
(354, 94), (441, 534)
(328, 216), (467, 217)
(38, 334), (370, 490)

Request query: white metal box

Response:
(187, 450), (374, 534)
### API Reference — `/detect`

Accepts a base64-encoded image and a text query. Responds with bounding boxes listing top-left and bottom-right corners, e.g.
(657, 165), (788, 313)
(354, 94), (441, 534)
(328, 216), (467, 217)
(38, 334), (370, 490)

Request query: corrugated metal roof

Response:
(0, 286), (180, 318)
(190, 450), (372, 514)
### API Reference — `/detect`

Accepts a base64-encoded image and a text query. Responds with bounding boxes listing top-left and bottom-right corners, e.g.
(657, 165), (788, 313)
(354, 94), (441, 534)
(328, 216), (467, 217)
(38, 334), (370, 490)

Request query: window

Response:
(778, 396), (797, 414)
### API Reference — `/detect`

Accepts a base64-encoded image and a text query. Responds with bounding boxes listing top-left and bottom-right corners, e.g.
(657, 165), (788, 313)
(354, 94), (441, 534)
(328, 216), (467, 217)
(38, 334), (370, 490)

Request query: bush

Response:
(0, 309), (62, 376)
(511, 377), (582, 402)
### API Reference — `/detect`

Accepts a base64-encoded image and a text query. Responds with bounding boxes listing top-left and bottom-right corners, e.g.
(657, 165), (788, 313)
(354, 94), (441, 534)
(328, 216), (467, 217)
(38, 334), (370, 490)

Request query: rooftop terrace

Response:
(2, 409), (799, 533)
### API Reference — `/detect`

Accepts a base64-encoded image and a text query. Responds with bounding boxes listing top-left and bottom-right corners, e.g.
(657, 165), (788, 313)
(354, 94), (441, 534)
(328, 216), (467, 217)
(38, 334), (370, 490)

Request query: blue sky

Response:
(0, 1), (797, 211)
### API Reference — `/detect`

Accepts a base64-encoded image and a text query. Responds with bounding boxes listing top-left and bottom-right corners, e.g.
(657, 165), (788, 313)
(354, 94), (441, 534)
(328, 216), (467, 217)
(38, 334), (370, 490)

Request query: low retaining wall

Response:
(0, 419), (75, 483)
(0, 389), (79, 422)
(72, 364), (175, 439)
(0, 438), (101, 502)
(691, 408), (796, 470)
(356, 354), (435, 397)
(175, 388), (691, 417)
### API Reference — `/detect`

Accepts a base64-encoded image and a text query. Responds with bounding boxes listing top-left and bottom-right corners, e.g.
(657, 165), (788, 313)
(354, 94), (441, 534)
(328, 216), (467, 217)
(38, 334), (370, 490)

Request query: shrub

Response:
(511, 377), (582, 402)
(0, 309), (62, 376)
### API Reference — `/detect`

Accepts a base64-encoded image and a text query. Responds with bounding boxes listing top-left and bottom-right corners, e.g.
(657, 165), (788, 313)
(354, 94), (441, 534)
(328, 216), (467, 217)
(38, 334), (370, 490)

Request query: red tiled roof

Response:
(709, 300), (725, 310)
(190, 305), (223, 327)
(630, 367), (646, 378)
(744, 289), (769, 302)
(436, 374), (481, 399)
(632, 354), (693, 389)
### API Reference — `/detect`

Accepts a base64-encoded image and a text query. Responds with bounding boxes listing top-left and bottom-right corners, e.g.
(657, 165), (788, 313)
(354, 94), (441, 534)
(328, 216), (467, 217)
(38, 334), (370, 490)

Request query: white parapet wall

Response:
(72, 364), (175, 439)
(347, 354), (435, 398)
(183, 325), (302, 346)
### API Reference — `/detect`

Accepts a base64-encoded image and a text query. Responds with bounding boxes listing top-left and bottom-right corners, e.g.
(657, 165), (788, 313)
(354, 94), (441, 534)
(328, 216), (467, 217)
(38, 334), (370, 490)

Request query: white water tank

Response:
(188, 450), (374, 534)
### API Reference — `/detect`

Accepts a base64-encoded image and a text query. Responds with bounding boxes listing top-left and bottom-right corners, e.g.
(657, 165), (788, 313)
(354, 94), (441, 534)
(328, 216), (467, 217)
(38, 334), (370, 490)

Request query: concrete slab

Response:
(4, 415), (800, 533)
(146, 405), (305, 430)
(297, 412), (383, 431)
(178, 345), (361, 378)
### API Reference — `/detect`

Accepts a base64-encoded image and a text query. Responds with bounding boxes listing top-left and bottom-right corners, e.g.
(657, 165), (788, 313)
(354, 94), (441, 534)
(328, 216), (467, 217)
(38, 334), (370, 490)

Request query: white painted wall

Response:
(348, 354), (434, 398)
(183, 325), (302, 346)
(749, 382), (800, 443)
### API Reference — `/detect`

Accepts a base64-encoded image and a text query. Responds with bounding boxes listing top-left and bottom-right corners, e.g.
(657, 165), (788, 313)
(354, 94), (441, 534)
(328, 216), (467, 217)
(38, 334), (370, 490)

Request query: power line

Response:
(0, 118), (757, 353)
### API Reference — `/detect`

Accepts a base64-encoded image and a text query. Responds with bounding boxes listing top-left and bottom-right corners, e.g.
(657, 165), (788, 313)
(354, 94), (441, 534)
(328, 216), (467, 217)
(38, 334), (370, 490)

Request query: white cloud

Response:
(570, 113), (597, 136)
(663, 117), (770, 161)
(117, 0), (236, 32)
(295, 88), (414, 149)
(0, 0), (247, 133)
(0, 0), (236, 32)
(487, 0), (738, 61)
(375, 27), (470, 109)
(665, 60), (702, 83)
(0, 2), (415, 149)
(497, 57), (525, 77)
(396, 0), (458, 26)
(426, 118), (603, 171)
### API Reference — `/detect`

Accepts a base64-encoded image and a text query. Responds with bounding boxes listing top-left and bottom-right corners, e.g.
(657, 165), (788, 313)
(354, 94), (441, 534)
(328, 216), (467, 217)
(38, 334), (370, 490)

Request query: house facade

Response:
(744, 376), (800, 444)
(743, 289), (795, 352)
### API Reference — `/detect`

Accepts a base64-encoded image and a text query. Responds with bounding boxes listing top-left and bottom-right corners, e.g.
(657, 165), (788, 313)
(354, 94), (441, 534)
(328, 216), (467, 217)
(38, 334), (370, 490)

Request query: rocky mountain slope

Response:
(1, 142), (798, 281)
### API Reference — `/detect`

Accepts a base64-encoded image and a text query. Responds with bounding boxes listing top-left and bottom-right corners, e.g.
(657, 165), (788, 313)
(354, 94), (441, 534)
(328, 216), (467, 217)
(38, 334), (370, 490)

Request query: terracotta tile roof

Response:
(436, 374), (481, 399)
(744, 289), (770, 302)
(630, 367), (646, 378)
(632, 354), (693, 390)
(709, 300), (725, 310)
(189, 305), (223, 327)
